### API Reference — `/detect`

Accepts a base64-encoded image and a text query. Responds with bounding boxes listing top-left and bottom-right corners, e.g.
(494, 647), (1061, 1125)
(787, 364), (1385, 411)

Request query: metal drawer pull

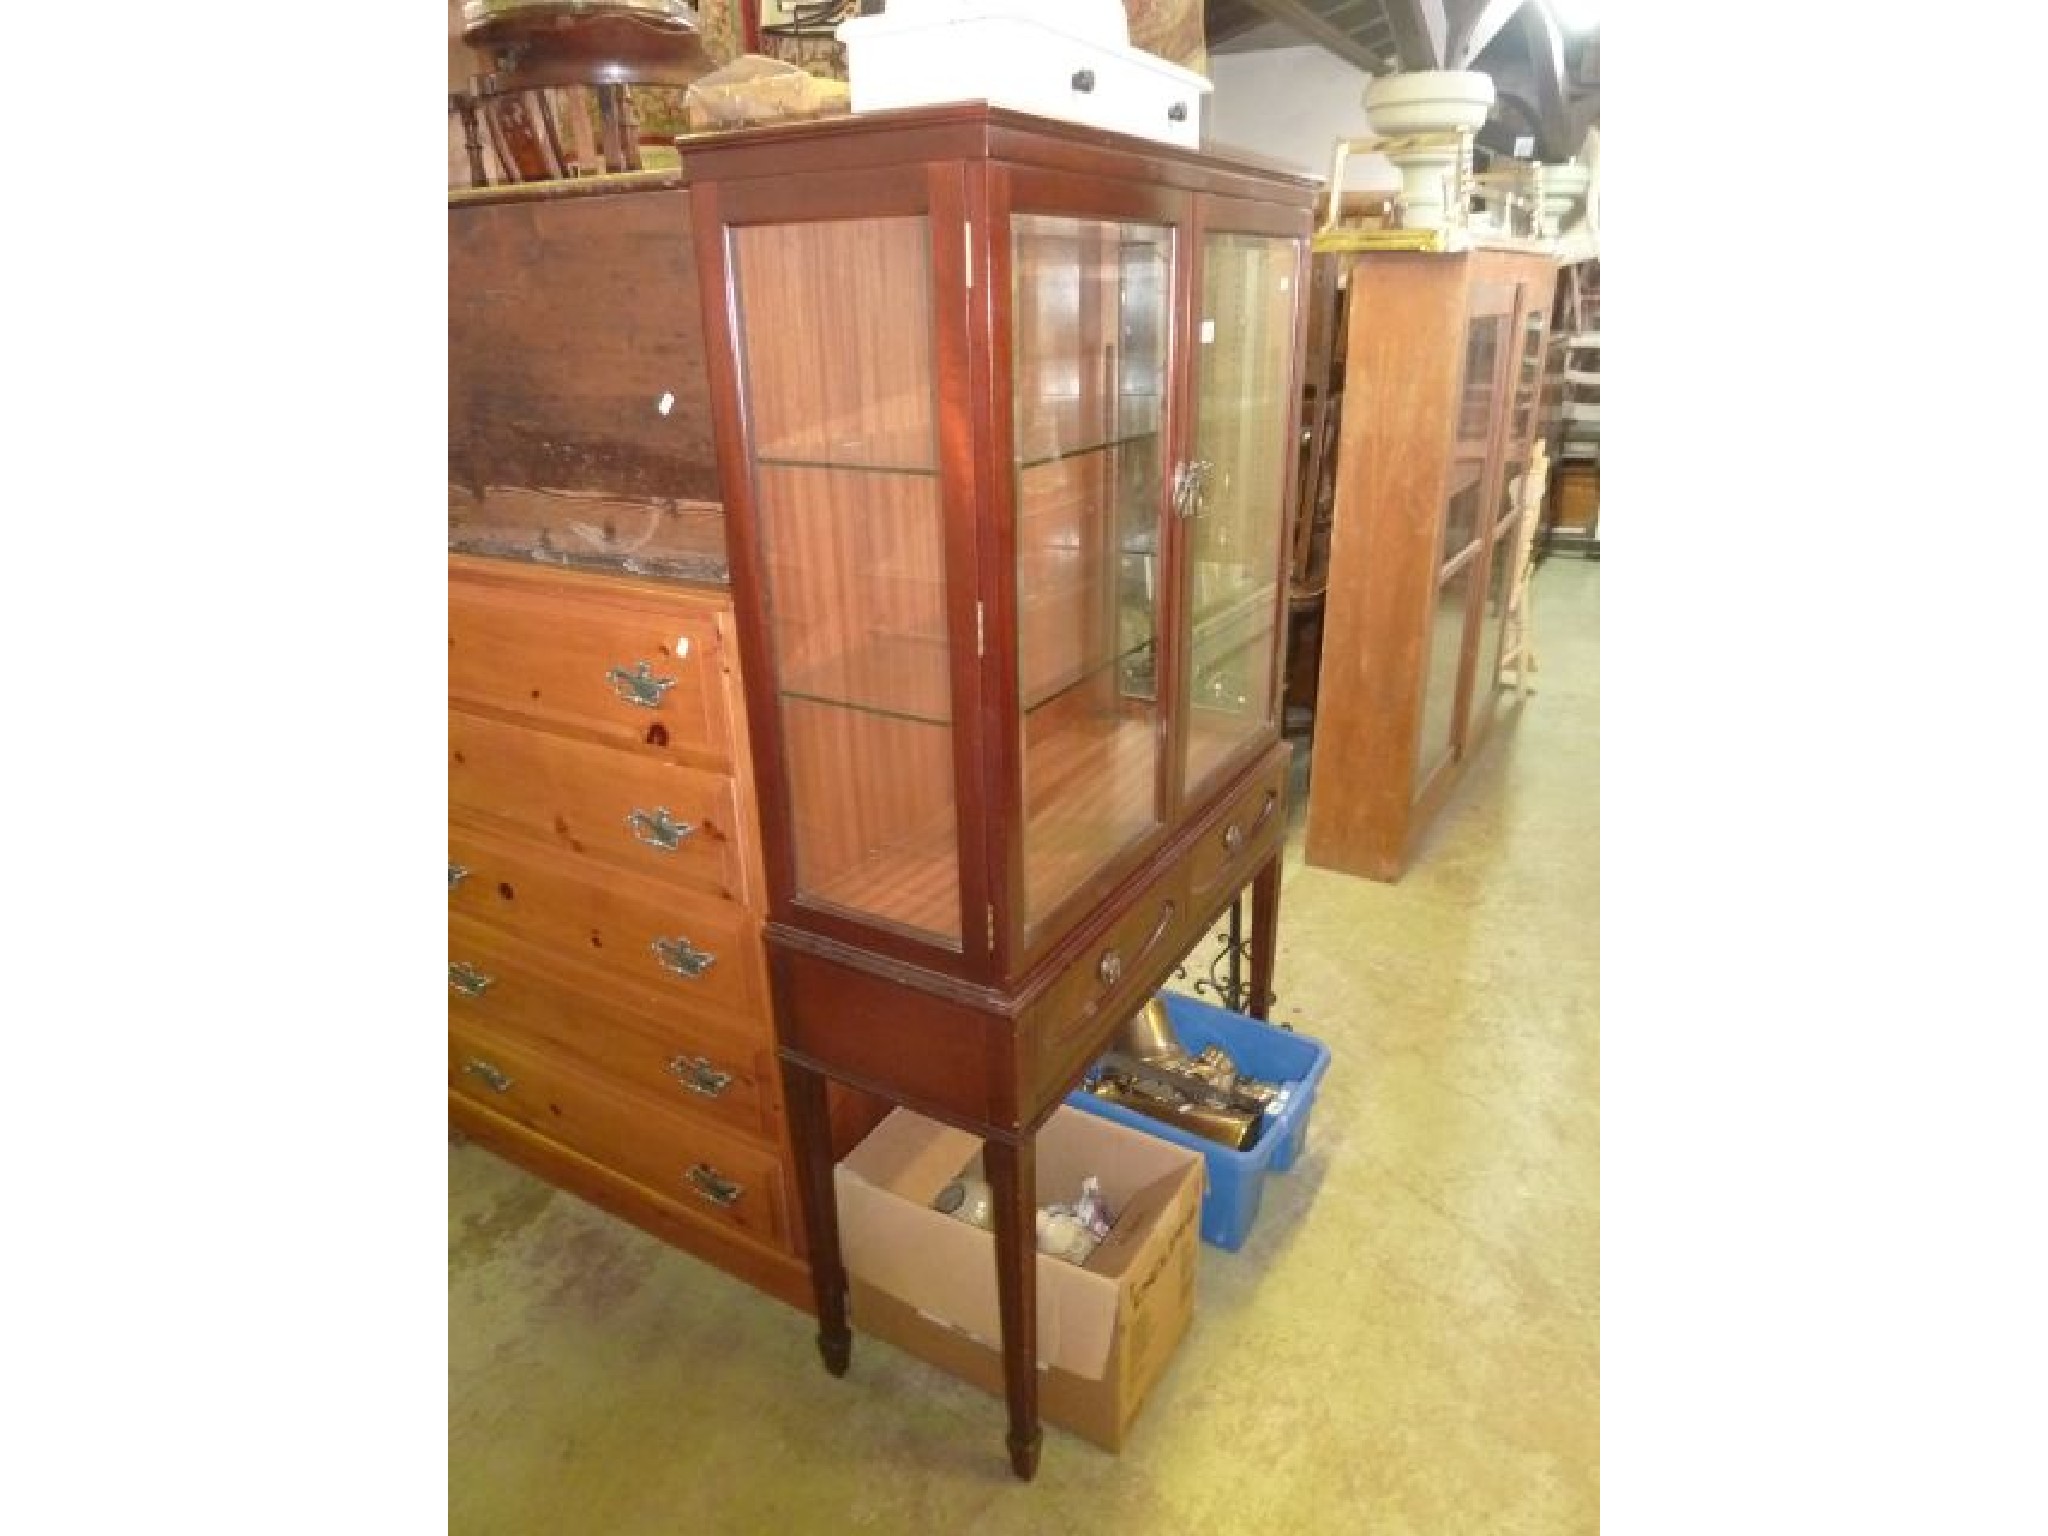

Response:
(686, 1163), (743, 1208)
(1224, 790), (1278, 856)
(669, 1054), (733, 1098)
(463, 1057), (513, 1093)
(1070, 68), (1096, 93)
(448, 962), (495, 998)
(627, 806), (696, 851)
(606, 660), (676, 708)
(652, 936), (717, 978)
(1253, 788), (1279, 831)
(1096, 900), (1178, 990)
(449, 862), (470, 891)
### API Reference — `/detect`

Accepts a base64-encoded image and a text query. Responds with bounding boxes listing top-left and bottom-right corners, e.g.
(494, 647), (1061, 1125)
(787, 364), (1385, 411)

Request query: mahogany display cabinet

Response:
(679, 104), (1317, 1477)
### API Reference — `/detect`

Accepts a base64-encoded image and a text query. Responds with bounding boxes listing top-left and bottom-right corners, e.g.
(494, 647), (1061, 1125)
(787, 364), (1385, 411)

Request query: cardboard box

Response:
(835, 1105), (1206, 1451)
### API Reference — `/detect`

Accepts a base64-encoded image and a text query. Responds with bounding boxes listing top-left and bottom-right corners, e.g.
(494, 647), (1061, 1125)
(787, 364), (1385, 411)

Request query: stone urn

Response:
(1361, 69), (1495, 231)
(1536, 160), (1593, 238)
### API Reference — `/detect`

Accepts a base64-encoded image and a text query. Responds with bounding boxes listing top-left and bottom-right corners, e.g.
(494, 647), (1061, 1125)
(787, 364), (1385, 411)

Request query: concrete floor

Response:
(450, 558), (1599, 1534)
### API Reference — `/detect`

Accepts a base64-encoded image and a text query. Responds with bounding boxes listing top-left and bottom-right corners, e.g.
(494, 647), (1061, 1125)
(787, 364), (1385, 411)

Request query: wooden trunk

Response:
(449, 174), (729, 580)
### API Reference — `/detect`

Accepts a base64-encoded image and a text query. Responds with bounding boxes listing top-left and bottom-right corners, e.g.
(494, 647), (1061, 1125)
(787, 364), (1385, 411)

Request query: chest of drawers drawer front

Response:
(449, 707), (750, 906)
(449, 1016), (790, 1252)
(450, 828), (765, 1028)
(449, 579), (731, 766)
(448, 913), (780, 1143)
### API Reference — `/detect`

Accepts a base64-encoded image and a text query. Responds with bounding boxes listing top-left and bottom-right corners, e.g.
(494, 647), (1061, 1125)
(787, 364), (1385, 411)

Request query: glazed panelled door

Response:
(726, 215), (961, 945)
(1414, 287), (1510, 802)
(1181, 232), (1299, 800)
(1010, 214), (1173, 939)
(1484, 298), (1550, 675)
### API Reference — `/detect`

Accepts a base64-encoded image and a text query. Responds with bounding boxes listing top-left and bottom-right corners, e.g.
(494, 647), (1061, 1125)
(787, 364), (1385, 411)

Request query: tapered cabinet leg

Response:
(1249, 852), (1282, 1020)
(780, 1056), (851, 1376)
(983, 1137), (1042, 1480)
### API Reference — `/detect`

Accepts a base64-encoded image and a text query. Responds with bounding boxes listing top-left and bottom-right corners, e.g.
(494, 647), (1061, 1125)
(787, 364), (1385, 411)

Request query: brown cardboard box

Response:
(835, 1105), (1206, 1452)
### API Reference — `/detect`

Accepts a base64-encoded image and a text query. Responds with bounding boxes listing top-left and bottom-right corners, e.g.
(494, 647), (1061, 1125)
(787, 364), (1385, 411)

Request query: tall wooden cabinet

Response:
(1303, 247), (1556, 882)
(679, 105), (1316, 1478)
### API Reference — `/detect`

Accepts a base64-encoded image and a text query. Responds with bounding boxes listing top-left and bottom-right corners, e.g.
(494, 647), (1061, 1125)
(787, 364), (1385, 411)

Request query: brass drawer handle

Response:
(686, 1163), (743, 1208)
(668, 1054), (733, 1099)
(652, 936), (716, 979)
(1098, 900), (1177, 989)
(606, 660), (676, 708)
(1253, 788), (1279, 832)
(1221, 789), (1280, 860)
(448, 961), (494, 998)
(462, 1057), (513, 1093)
(449, 862), (470, 891)
(627, 806), (696, 851)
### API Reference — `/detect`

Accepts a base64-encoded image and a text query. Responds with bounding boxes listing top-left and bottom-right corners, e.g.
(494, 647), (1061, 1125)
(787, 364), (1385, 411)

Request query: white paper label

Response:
(1200, 319), (1216, 344)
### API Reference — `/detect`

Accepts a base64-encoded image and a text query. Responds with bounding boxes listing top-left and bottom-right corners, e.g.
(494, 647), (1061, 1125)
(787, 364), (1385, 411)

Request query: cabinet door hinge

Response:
(975, 600), (986, 657)
(986, 903), (997, 952)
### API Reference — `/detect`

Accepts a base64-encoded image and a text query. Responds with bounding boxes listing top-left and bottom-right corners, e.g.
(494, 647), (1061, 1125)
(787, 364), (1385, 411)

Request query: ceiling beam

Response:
(1384, 0), (1448, 71)
(1238, 0), (1442, 73)
(1515, 1), (1573, 157)
(1446, 0), (1524, 68)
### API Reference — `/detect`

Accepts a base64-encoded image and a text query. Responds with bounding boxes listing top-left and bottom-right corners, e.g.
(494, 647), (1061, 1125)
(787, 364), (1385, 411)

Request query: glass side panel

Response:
(1441, 313), (1504, 567)
(1414, 557), (1477, 800)
(1012, 213), (1171, 937)
(730, 216), (960, 945)
(1182, 232), (1299, 799)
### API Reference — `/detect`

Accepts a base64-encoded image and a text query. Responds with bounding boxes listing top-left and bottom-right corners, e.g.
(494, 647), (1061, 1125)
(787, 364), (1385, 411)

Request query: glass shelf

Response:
(758, 453), (938, 477)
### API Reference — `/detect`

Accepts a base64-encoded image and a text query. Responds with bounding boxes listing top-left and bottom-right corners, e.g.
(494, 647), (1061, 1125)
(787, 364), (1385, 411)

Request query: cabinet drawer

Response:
(450, 707), (751, 906)
(1186, 751), (1289, 911)
(449, 827), (766, 1031)
(448, 573), (732, 767)
(1030, 860), (1192, 1094)
(448, 1016), (791, 1253)
(448, 913), (782, 1144)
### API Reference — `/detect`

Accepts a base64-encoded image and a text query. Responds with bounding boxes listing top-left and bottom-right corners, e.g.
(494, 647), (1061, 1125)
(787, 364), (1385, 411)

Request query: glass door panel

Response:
(1441, 313), (1504, 568)
(730, 216), (960, 945)
(1012, 214), (1170, 936)
(1181, 232), (1299, 799)
(1414, 557), (1477, 801)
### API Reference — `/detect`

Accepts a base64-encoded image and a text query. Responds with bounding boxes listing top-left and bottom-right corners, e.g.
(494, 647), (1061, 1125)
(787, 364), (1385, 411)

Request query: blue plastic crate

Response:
(1064, 992), (1332, 1252)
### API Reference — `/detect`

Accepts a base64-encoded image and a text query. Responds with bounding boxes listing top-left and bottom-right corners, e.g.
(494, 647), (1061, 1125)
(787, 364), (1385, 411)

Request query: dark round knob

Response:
(1167, 102), (1189, 122)
(1224, 822), (1244, 854)
(1071, 69), (1096, 93)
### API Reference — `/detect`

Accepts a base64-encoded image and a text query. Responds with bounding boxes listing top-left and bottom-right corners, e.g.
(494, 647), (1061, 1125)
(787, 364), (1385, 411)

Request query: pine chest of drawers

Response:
(447, 553), (814, 1309)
